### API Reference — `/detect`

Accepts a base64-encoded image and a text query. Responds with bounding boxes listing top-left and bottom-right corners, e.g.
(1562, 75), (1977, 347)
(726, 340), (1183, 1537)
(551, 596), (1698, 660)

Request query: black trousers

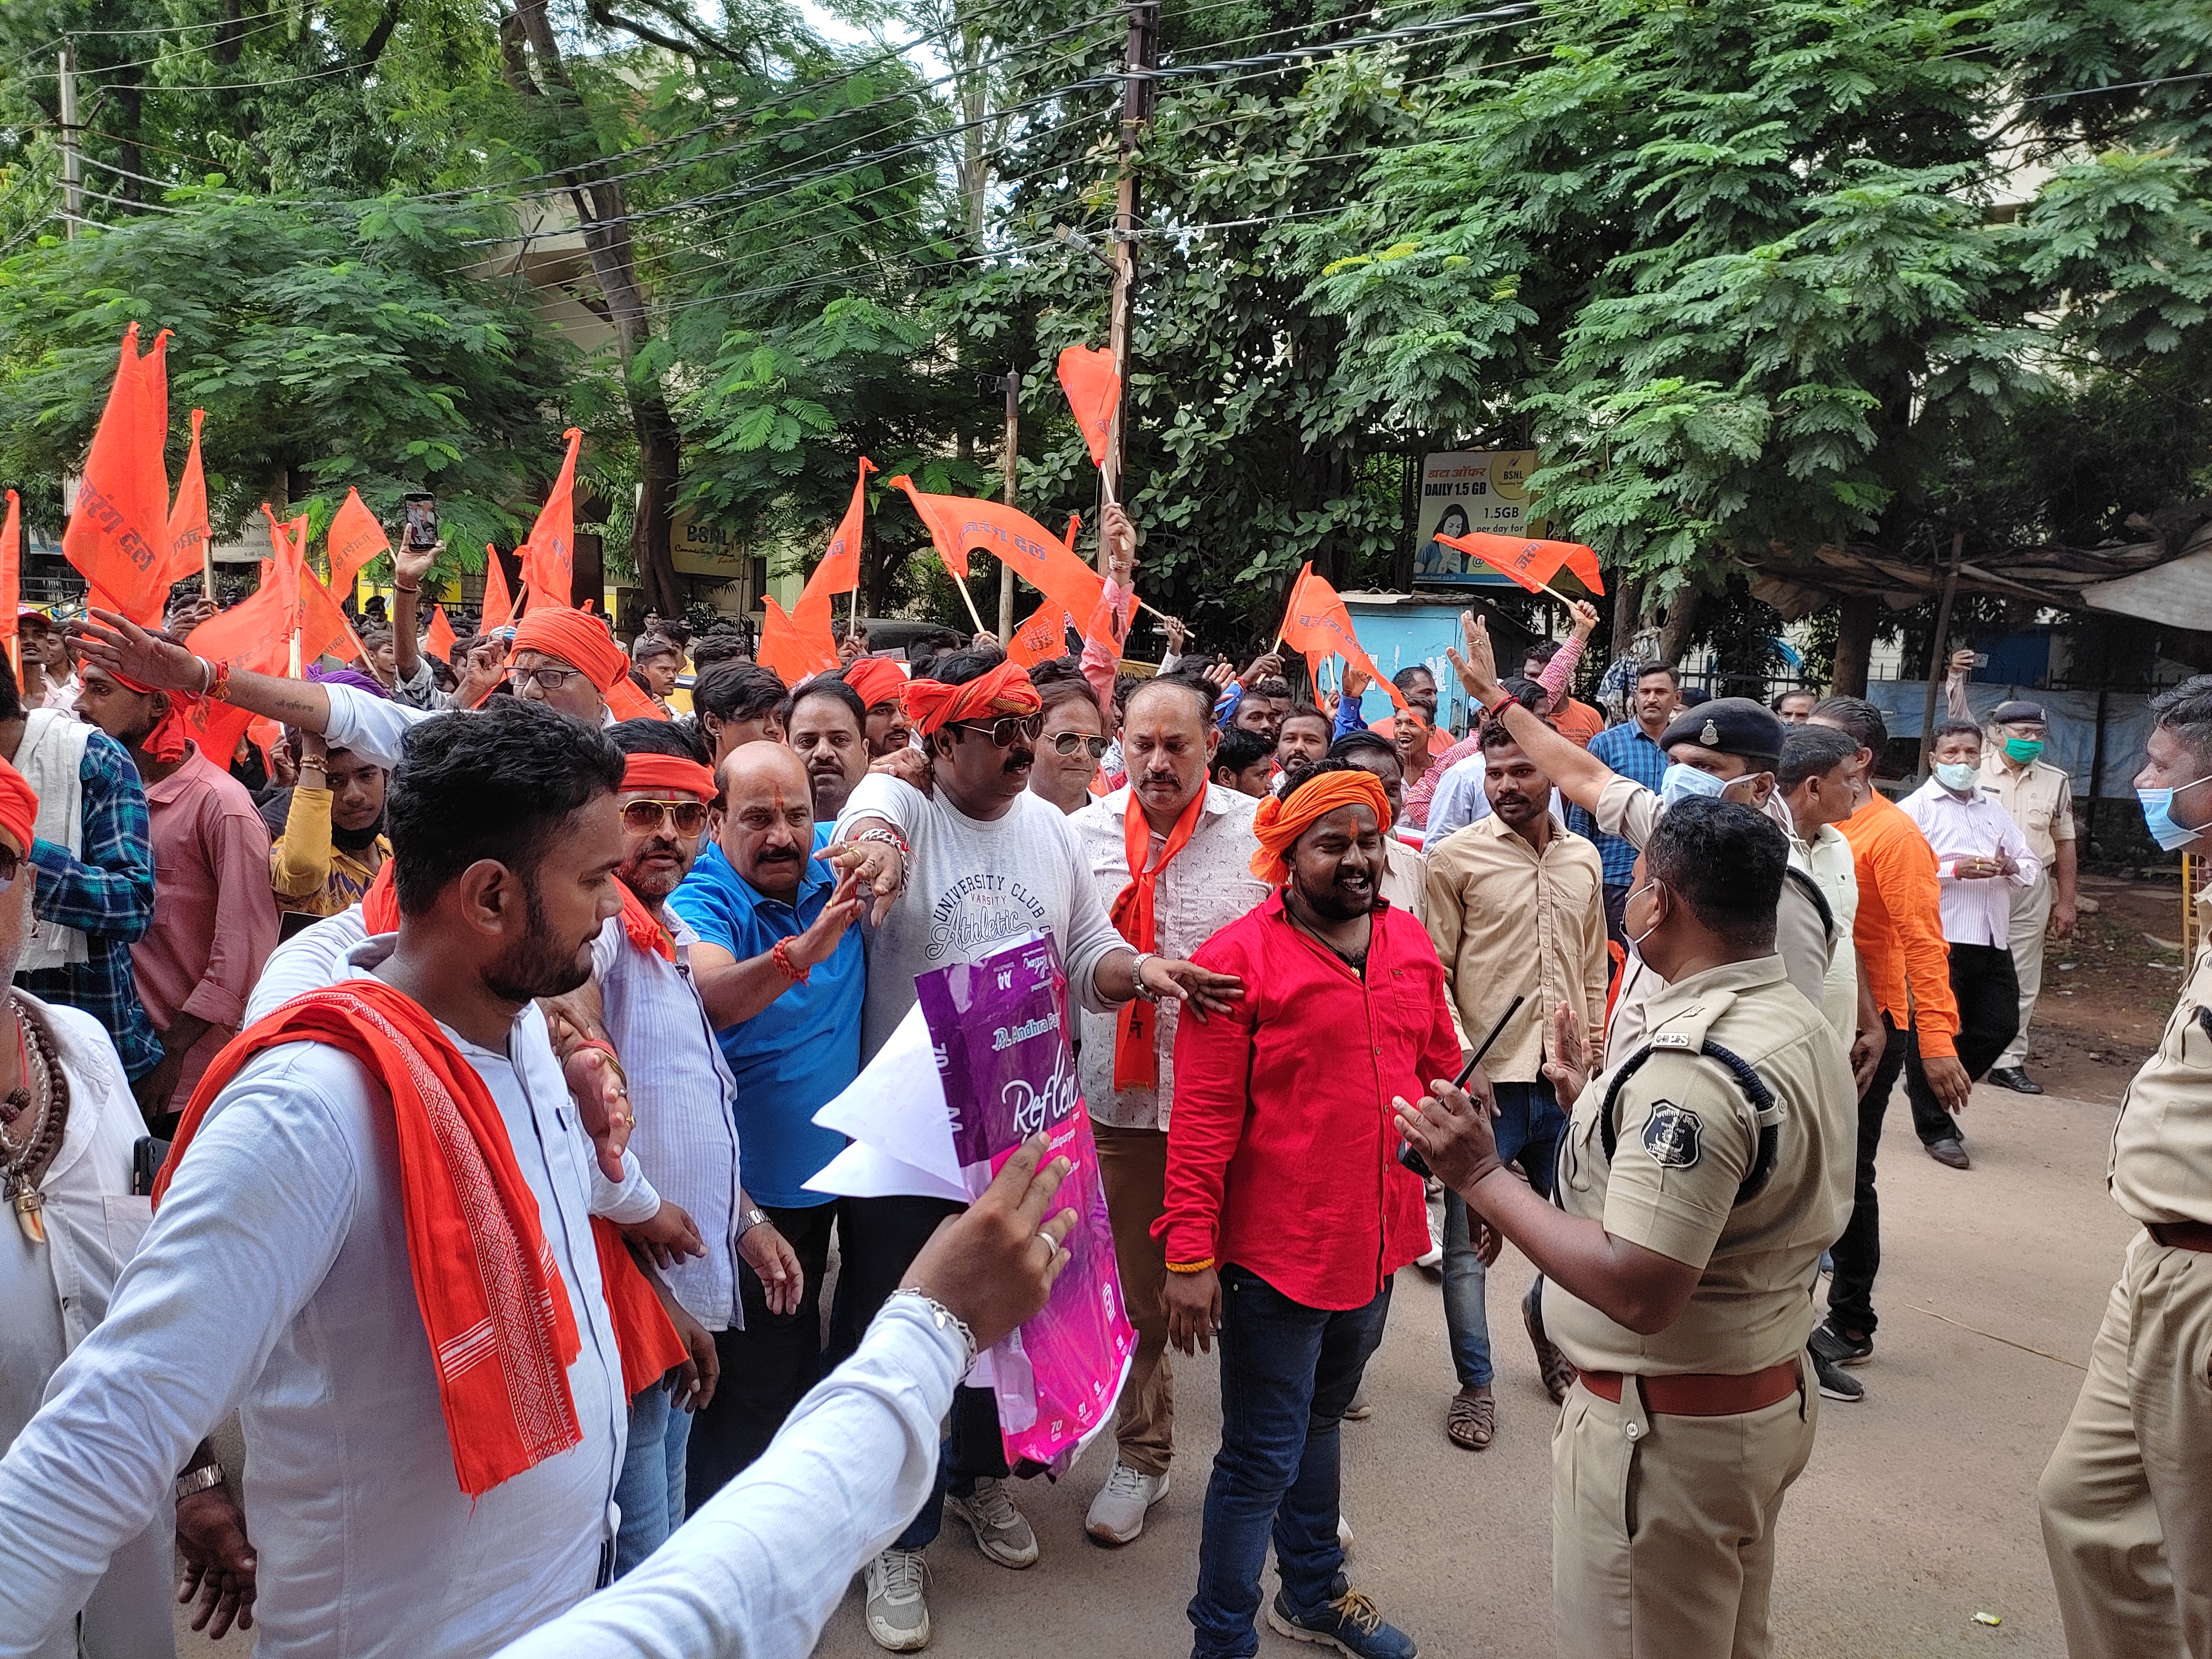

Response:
(1828, 1013), (1908, 1340)
(1902, 941), (2020, 1146)
(685, 1199), (842, 1512)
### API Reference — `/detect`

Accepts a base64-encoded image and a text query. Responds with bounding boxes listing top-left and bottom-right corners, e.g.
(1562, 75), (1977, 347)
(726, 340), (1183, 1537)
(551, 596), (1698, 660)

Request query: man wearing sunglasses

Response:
(1069, 673), (1268, 1547)
(827, 651), (1243, 1653)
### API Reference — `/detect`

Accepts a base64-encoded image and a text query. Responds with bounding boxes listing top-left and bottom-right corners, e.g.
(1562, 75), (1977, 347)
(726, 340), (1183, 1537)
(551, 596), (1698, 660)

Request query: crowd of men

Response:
(0, 503), (2205, 1659)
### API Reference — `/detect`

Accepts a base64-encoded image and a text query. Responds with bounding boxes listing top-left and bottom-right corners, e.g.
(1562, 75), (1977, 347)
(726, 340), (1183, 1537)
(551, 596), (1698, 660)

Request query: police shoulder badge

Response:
(1641, 1100), (1703, 1168)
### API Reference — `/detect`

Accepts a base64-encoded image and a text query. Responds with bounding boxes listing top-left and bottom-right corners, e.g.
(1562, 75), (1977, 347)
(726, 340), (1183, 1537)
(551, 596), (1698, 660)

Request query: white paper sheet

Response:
(810, 1000), (964, 1190)
(801, 1140), (968, 1205)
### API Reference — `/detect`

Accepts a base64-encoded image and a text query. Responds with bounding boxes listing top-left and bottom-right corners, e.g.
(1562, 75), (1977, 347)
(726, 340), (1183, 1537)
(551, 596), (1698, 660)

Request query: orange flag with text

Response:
(1432, 530), (1604, 596)
(888, 477), (1104, 624)
(773, 456), (878, 677)
(1278, 564), (1406, 711)
(1008, 600), (1071, 668)
(64, 324), (173, 625)
(811, 457), (877, 596)
(519, 427), (582, 610)
(165, 408), (211, 589)
(327, 488), (389, 601)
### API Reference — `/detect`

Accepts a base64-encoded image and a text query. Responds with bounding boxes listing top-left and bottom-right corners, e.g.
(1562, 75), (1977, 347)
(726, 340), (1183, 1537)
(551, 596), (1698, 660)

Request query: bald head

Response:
(717, 742), (817, 901)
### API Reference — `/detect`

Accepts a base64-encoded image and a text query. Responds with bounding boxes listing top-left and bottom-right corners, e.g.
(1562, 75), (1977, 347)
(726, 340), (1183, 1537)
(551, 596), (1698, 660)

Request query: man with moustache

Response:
(0, 700), (682, 1657)
(781, 678), (870, 821)
(670, 742), (867, 1505)
(841, 657), (914, 760)
(1164, 761), (1453, 1659)
(830, 651), (1240, 1652)
(1070, 675), (1266, 1546)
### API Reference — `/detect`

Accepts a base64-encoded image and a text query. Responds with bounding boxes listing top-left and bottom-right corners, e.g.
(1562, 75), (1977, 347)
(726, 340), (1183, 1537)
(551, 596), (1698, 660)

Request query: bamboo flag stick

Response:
(953, 573), (989, 637)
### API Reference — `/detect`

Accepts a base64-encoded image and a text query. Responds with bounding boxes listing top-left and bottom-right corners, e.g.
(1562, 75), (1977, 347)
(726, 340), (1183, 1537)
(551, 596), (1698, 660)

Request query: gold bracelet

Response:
(1166, 1256), (1215, 1275)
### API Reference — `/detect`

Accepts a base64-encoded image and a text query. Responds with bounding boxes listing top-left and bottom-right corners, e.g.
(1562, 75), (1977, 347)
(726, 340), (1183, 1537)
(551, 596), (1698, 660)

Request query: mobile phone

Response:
(1399, 994), (1527, 1181)
(402, 492), (438, 550)
(1971, 652), (1990, 669)
(131, 1135), (171, 1197)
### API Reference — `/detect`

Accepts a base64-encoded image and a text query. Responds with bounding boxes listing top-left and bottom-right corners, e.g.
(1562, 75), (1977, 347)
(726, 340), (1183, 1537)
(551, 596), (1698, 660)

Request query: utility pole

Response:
(998, 367), (1019, 638)
(1916, 530), (1965, 779)
(1101, 1), (1159, 541)
(57, 44), (81, 238)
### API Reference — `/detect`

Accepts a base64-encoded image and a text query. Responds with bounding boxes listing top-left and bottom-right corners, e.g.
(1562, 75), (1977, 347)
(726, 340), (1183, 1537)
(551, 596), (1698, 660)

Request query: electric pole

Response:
(58, 43), (81, 238)
(998, 367), (1019, 638)
(1102, 1), (1159, 538)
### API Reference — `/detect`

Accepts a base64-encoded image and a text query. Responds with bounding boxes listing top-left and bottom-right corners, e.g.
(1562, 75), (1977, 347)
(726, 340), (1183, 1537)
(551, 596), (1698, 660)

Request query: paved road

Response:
(177, 1079), (2136, 1657)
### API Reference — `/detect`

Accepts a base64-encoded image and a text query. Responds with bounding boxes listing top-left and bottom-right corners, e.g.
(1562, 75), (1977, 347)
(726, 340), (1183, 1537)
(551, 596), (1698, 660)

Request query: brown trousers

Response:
(1094, 1121), (1174, 1476)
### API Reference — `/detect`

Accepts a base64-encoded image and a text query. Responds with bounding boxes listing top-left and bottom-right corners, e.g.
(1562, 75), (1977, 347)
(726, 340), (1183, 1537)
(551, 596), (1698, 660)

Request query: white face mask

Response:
(1660, 763), (1729, 810)
(1624, 879), (1663, 949)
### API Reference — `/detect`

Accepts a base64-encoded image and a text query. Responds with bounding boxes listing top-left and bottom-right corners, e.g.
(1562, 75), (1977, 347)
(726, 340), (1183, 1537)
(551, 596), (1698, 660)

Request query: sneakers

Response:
(1925, 1137), (1971, 1170)
(1522, 1280), (1578, 1405)
(946, 1477), (1039, 1568)
(1812, 1350), (1863, 1403)
(1415, 1205), (1444, 1272)
(1987, 1066), (2042, 1095)
(863, 1548), (930, 1651)
(1338, 1515), (1354, 1556)
(1267, 1575), (1419, 1658)
(1342, 1386), (1373, 1422)
(1084, 1460), (1169, 1546)
(1809, 1319), (1874, 1368)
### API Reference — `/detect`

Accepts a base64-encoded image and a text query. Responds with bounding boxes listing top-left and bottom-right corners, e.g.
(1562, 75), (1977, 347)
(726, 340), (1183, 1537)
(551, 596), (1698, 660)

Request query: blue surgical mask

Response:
(1934, 762), (1980, 794)
(2140, 775), (2212, 851)
(1660, 763), (1729, 810)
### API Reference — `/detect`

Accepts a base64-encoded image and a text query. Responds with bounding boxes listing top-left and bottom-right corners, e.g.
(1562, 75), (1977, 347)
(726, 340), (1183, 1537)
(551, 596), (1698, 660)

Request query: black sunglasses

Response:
(950, 713), (1045, 747)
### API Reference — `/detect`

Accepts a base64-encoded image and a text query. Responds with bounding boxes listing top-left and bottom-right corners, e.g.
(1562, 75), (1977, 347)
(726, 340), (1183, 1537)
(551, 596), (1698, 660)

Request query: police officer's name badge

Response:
(1642, 1100), (1703, 1168)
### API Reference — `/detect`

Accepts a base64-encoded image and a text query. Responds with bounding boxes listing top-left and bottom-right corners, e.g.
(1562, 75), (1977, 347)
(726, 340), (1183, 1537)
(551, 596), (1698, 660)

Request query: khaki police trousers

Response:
(2039, 1232), (2212, 1658)
(1997, 873), (2054, 1071)
(1552, 1365), (1817, 1659)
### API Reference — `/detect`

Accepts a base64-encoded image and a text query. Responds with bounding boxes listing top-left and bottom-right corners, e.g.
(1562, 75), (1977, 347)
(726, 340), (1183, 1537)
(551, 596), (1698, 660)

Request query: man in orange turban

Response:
(839, 656), (911, 759)
(510, 607), (660, 724)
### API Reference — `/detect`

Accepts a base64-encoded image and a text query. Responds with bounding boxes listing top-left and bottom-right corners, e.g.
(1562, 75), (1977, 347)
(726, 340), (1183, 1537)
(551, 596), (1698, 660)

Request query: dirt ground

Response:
(2013, 870), (2185, 1103)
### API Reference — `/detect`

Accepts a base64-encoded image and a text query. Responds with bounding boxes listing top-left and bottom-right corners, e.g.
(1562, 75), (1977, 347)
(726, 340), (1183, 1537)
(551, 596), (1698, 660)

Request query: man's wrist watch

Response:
(737, 1206), (770, 1239)
(176, 1462), (225, 1501)
(1129, 952), (1161, 1003)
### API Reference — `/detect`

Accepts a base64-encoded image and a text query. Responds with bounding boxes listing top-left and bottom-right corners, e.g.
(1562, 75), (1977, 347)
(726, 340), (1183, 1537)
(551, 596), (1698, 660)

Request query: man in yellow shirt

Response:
(270, 730), (389, 919)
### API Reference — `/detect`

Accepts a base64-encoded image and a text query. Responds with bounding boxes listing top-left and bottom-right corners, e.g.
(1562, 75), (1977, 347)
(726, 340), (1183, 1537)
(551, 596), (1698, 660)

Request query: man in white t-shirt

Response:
(828, 650), (1239, 1653)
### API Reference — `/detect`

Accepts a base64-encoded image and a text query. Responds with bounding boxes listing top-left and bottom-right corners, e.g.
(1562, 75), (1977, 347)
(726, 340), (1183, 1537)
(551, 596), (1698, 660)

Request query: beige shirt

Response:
(1979, 750), (2075, 867)
(1072, 783), (1268, 1131)
(1381, 834), (1428, 929)
(1547, 956), (1856, 1376)
(1423, 813), (1608, 1084)
(1793, 823), (1861, 1039)
(2110, 885), (2212, 1227)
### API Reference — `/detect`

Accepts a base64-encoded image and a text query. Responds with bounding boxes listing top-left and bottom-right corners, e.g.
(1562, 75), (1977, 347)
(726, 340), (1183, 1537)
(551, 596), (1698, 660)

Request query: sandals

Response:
(1447, 1385), (1496, 1451)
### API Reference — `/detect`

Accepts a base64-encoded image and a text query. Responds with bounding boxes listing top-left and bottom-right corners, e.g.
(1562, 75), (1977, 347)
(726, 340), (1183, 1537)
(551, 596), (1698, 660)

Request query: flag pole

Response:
(952, 573), (989, 638)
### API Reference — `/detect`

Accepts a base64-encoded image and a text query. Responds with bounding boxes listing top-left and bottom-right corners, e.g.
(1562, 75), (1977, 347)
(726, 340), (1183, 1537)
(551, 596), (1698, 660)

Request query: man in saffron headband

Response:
(1162, 759), (1456, 1659)
(840, 655), (913, 760)
(76, 660), (279, 1123)
(511, 607), (663, 725)
(0, 700), (688, 1655)
(1067, 673), (1266, 1546)
(828, 649), (1242, 1653)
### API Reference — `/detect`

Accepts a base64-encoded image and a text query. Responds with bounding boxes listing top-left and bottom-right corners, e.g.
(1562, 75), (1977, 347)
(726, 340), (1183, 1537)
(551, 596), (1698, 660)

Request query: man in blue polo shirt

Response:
(669, 742), (867, 1506)
(1568, 660), (1679, 939)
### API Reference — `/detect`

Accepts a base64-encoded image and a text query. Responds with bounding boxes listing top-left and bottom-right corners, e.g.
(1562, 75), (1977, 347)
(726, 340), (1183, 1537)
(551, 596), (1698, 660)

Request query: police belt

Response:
(2148, 1220), (2212, 1253)
(1579, 1360), (1802, 1417)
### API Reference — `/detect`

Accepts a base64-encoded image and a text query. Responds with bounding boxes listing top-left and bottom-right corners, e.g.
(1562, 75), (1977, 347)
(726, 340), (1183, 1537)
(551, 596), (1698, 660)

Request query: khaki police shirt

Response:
(1547, 955), (1856, 1376)
(1978, 751), (2075, 868)
(1793, 823), (1861, 1040)
(2110, 885), (2212, 1227)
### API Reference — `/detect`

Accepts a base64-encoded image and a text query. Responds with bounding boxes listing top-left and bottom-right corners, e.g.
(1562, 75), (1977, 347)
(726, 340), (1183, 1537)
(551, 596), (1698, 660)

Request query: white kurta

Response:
(0, 944), (659, 1659)
(0, 999), (170, 1659)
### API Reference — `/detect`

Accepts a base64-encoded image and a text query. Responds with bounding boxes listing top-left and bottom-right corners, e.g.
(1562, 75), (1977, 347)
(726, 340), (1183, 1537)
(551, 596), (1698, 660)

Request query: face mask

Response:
(1934, 762), (1980, 794)
(1660, 763), (1729, 810)
(2004, 737), (2044, 765)
(2140, 775), (2212, 851)
(1623, 880), (1662, 949)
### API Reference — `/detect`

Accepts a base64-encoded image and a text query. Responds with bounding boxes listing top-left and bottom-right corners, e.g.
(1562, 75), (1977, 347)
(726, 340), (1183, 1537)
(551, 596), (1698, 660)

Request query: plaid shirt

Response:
(1569, 722), (1668, 888)
(15, 730), (162, 1080)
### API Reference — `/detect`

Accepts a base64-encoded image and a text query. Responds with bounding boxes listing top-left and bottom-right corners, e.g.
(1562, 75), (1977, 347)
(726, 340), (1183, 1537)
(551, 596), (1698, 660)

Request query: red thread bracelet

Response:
(771, 937), (811, 984)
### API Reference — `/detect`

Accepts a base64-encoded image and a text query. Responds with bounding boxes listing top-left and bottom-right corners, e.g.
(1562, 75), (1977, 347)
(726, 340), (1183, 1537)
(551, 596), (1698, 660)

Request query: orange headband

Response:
(0, 757), (36, 858)
(620, 753), (718, 799)
(902, 658), (1041, 737)
(1249, 769), (1392, 886)
(510, 608), (629, 693)
(843, 655), (909, 711)
(109, 670), (200, 764)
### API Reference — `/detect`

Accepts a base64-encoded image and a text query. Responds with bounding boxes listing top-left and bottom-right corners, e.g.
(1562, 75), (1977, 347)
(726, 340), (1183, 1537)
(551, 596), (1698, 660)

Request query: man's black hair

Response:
(1277, 702), (1333, 733)
(1126, 672), (1217, 730)
(1772, 688), (1818, 712)
(1932, 717), (1984, 744)
(388, 700), (623, 917)
(1276, 754), (1365, 804)
(1635, 661), (1682, 687)
(0, 658), (23, 723)
(1214, 727), (1272, 778)
(1524, 638), (1564, 669)
(1391, 664), (1435, 692)
(1778, 724), (1859, 790)
(1476, 676), (1551, 753)
(1327, 730), (1396, 765)
(1813, 695), (1888, 750)
(921, 648), (1006, 686)
(608, 716), (711, 765)
(781, 676), (867, 732)
(690, 629), (753, 671)
(1644, 796), (1787, 951)
(1249, 674), (1291, 701)
(2149, 675), (2212, 774)
(695, 661), (787, 724)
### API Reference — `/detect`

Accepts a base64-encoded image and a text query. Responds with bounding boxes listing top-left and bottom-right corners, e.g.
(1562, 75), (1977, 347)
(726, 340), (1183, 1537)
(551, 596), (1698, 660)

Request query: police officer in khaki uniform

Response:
(1397, 796), (1854, 1659)
(2039, 675), (2212, 1657)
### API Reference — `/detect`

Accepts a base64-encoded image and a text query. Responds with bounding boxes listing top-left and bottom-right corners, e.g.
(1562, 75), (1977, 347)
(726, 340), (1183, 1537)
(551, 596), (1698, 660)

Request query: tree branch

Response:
(358, 0), (405, 69)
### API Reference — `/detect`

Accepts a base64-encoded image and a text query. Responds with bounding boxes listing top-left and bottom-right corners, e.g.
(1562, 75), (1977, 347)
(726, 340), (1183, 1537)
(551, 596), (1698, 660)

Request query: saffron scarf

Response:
(1108, 786), (1207, 1089)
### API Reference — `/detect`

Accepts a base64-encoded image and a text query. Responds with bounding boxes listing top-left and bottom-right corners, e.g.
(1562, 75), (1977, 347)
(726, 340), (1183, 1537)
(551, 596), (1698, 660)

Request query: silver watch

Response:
(1130, 952), (1161, 1004)
(737, 1207), (770, 1238)
(176, 1463), (225, 1501)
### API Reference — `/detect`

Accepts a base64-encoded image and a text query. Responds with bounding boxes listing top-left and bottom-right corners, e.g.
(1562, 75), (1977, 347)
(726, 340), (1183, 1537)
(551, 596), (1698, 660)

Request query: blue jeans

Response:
(1188, 1264), (1393, 1659)
(613, 1384), (693, 1577)
(1442, 1081), (1565, 1389)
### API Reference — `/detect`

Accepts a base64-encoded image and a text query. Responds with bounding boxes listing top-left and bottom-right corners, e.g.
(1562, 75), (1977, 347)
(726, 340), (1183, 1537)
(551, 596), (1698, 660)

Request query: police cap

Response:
(1660, 697), (1786, 768)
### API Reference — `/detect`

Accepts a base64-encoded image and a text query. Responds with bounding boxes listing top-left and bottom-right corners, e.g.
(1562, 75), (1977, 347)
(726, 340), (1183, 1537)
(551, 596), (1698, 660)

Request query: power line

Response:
(2025, 68), (2212, 103)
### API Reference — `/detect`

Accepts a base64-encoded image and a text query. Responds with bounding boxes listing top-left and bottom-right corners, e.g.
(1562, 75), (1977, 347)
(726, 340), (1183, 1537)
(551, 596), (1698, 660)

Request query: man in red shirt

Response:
(1162, 761), (1456, 1659)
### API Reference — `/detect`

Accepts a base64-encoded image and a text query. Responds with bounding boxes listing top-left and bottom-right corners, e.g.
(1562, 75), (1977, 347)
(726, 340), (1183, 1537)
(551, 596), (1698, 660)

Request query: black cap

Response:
(1660, 697), (1786, 766)
(1991, 699), (2047, 726)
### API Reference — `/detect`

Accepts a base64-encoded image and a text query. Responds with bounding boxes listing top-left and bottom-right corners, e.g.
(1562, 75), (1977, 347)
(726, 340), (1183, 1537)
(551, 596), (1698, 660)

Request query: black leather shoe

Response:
(1926, 1138), (1971, 1170)
(1986, 1066), (2043, 1095)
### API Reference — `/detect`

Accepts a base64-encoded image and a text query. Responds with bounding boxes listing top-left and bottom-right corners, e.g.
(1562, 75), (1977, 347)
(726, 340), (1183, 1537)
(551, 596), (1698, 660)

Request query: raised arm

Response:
(1447, 611), (1618, 811)
(682, 867), (866, 1027)
(75, 609), (335, 732)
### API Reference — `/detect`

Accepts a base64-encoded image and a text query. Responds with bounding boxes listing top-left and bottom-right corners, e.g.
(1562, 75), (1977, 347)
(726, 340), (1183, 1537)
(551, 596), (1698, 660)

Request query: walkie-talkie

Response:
(1399, 994), (1526, 1182)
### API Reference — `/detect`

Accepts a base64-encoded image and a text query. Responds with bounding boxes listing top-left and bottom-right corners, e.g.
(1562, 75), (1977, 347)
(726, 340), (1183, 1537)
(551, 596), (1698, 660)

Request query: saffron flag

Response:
(1432, 530), (1604, 596)
(757, 594), (838, 685)
(425, 604), (456, 664)
(327, 488), (388, 600)
(519, 427), (583, 611)
(1056, 346), (1120, 471)
(481, 546), (519, 633)
(64, 324), (173, 625)
(888, 476), (1104, 625)
(0, 491), (19, 660)
(165, 408), (211, 588)
(181, 573), (293, 766)
(296, 564), (367, 667)
(1278, 564), (1406, 711)
(812, 457), (877, 595)
(776, 456), (877, 678)
(260, 506), (305, 640)
(1008, 600), (1072, 669)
